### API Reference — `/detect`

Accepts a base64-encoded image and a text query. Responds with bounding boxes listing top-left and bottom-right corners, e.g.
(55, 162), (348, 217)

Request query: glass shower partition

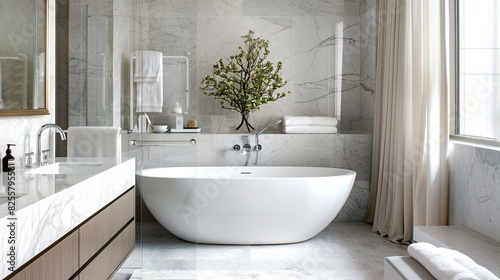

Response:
(69, 0), (201, 277)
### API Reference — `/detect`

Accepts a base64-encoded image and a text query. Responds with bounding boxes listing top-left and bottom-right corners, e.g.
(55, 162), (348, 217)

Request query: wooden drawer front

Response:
(79, 189), (135, 266)
(78, 221), (135, 280)
(9, 230), (79, 280)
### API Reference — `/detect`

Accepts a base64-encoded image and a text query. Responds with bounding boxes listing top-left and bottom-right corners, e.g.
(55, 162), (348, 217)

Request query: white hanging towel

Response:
(135, 50), (163, 112)
(67, 126), (122, 158)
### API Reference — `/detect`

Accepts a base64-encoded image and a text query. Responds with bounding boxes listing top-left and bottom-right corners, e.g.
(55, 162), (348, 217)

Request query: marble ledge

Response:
(0, 157), (135, 278)
(414, 226), (500, 277)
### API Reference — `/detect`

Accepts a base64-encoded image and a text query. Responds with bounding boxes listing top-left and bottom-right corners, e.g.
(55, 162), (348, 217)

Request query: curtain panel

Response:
(365, 0), (450, 244)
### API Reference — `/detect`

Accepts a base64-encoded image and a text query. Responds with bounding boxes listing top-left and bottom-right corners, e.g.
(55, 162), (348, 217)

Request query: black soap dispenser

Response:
(2, 144), (16, 172)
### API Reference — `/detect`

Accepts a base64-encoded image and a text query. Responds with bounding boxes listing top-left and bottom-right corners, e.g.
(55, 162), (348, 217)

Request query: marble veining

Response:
(243, 0), (349, 17)
(449, 143), (500, 243)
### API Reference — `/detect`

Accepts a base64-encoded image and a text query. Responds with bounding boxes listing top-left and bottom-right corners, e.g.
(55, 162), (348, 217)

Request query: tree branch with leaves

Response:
(200, 30), (289, 131)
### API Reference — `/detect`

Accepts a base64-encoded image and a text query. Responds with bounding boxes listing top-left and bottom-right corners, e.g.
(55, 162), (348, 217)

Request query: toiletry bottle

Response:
(172, 102), (184, 129)
(2, 144), (16, 172)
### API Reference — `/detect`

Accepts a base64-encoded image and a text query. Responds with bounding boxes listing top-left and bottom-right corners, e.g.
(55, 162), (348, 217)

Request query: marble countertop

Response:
(0, 157), (135, 278)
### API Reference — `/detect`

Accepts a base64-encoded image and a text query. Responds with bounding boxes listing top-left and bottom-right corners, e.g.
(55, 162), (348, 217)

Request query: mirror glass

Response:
(0, 0), (48, 115)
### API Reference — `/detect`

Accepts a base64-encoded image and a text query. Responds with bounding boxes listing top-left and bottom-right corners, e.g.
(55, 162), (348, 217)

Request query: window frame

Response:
(449, 0), (500, 151)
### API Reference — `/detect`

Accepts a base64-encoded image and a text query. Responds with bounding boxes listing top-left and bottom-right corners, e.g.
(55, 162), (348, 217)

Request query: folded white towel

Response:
(283, 126), (337, 134)
(408, 242), (497, 280)
(283, 116), (338, 127)
(67, 126), (121, 158)
(445, 247), (499, 280)
(135, 50), (163, 112)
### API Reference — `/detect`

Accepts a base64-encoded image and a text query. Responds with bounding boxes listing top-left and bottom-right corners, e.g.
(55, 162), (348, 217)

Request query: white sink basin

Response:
(26, 162), (105, 175)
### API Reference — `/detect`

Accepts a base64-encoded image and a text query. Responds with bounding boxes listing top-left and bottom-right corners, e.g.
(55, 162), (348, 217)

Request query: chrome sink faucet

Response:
(36, 124), (66, 166)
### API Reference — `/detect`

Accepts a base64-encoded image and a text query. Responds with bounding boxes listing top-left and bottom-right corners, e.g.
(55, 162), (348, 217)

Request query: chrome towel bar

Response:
(130, 139), (196, 146)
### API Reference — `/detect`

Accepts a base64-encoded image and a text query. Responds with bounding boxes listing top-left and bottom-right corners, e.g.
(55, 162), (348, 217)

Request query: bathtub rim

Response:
(136, 166), (357, 180)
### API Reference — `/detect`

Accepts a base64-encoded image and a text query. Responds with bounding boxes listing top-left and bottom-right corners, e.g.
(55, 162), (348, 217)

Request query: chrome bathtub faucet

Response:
(242, 136), (251, 156)
(253, 119), (282, 165)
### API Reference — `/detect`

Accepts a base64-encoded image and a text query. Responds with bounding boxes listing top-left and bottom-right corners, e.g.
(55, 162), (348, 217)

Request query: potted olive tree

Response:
(200, 30), (289, 132)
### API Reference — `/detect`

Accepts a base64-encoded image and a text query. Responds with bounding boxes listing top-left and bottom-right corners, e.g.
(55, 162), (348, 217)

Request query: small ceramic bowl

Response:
(153, 125), (168, 133)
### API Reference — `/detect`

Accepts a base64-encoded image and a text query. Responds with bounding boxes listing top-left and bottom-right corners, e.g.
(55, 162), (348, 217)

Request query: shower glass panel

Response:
(85, 5), (113, 126)
(119, 2), (200, 276)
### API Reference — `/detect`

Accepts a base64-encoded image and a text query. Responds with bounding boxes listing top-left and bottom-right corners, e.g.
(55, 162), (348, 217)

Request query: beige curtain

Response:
(365, 0), (449, 244)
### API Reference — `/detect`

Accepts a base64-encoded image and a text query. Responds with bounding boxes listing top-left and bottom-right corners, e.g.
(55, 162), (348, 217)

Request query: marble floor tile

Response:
(113, 222), (408, 279)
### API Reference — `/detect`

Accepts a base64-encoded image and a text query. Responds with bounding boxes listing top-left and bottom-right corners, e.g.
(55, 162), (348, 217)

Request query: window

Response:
(456, 0), (500, 141)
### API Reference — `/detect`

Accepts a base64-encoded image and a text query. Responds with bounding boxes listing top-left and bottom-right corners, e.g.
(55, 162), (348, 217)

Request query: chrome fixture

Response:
(36, 124), (66, 166)
(253, 119), (282, 165)
(242, 136), (251, 156)
(130, 139), (196, 146)
(24, 152), (34, 169)
(255, 119), (282, 151)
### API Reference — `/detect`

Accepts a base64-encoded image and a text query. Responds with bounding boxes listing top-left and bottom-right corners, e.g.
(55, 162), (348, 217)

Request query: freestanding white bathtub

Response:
(137, 166), (356, 245)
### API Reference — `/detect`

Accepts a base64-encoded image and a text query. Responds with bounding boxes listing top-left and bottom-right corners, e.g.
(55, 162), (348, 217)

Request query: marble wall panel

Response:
(243, 0), (348, 17)
(331, 134), (372, 181)
(197, 16), (293, 118)
(336, 180), (370, 222)
(137, 17), (197, 53)
(197, 0), (243, 17)
(449, 143), (500, 243)
(359, 4), (377, 133)
(137, 0), (197, 18)
(255, 134), (333, 167)
(293, 16), (338, 116)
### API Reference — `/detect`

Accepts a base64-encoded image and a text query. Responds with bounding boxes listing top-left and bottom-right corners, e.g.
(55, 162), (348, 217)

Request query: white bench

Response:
(384, 226), (500, 280)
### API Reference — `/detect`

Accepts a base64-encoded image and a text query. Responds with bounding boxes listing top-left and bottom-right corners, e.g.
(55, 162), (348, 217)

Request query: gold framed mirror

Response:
(0, 0), (51, 116)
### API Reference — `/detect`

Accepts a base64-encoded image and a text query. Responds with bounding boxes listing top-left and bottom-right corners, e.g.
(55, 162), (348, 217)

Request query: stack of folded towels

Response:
(408, 242), (499, 280)
(282, 116), (338, 134)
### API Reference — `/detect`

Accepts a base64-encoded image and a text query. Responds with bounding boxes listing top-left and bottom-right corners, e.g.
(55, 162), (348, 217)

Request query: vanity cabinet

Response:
(5, 187), (135, 280)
